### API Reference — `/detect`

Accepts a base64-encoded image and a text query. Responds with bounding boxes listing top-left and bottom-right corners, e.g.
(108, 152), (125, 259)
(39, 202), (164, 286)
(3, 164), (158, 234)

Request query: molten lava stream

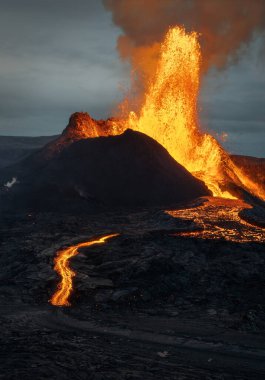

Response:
(50, 234), (119, 307)
(166, 197), (265, 243)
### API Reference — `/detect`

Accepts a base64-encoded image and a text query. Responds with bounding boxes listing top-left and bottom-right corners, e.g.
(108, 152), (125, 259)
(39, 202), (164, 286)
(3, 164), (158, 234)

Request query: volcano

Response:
(2, 27), (265, 210)
(0, 113), (210, 211)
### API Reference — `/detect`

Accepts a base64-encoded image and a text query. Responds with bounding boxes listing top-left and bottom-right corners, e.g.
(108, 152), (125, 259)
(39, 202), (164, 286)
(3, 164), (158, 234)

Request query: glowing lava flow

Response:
(128, 26), (265, 201)
(166, 197), (265, 243)
(50, 234), (119, 307)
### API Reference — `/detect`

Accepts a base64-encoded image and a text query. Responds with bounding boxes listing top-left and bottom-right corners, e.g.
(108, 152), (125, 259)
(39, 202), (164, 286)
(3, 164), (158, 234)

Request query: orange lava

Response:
(127, 26), (265, 201)
(166, 197), (265, 243)
(50, 234), (119, 307)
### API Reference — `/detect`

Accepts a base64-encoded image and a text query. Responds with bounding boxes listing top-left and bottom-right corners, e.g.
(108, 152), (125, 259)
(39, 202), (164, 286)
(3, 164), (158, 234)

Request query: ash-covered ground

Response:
(1, 197), (265, 379)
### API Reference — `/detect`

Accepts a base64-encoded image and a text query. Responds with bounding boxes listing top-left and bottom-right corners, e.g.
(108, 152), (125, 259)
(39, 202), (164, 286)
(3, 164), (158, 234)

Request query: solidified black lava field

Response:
(1, 123), (265, 379)
(1, 198), (265, 380)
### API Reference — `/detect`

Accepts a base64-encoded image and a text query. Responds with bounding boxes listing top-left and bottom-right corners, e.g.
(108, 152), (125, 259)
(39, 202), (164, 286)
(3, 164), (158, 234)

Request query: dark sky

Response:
(0, 0), (264, 157)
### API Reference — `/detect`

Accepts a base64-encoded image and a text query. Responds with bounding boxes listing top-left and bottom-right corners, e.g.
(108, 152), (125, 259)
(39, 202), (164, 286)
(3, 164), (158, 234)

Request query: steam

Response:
(103, 0), (265, 105)
(4, 177), (17, 189)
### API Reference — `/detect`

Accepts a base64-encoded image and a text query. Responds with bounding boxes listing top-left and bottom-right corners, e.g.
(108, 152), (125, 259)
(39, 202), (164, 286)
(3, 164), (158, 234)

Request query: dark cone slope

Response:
(1, 128), (210, 211)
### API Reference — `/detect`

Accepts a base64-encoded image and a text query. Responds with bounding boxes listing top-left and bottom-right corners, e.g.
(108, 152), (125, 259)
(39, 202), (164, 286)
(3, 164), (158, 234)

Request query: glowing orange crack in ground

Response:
(50, 234), (119, 307)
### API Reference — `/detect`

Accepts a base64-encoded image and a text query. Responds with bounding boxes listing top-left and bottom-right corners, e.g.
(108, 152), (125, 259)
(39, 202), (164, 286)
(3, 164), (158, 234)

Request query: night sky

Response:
(0, 0), (264, 157)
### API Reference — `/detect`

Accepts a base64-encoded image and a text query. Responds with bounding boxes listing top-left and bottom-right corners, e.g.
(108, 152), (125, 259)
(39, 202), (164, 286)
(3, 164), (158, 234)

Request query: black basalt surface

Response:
(1, 205), (265, 379)
(0, 129), (210, 211)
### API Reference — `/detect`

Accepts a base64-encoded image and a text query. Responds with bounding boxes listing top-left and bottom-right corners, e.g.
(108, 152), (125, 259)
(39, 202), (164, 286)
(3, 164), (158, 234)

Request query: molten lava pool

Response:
(166, 197), (265, 243)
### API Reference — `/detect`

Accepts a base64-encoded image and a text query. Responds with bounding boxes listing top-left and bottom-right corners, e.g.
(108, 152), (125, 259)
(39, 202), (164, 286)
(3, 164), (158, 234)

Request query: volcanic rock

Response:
(41, 112), (126, 159)
(0, 135), (57, 169)
(63, 112), (126, 140)
(1, 126), (210, 211)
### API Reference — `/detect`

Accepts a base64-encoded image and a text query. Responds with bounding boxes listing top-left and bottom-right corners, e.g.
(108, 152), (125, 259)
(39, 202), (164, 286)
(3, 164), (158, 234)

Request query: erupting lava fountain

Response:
(125, 26), (265, 201)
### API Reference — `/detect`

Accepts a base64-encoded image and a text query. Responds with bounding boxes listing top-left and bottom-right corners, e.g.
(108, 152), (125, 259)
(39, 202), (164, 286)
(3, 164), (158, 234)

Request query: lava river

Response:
(50, 234), (119, 307)
(166, 197), (265, 243)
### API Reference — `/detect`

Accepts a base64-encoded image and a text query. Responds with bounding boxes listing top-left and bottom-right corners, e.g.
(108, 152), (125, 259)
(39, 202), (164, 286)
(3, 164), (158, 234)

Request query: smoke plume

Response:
(103, 0), (265, 104)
